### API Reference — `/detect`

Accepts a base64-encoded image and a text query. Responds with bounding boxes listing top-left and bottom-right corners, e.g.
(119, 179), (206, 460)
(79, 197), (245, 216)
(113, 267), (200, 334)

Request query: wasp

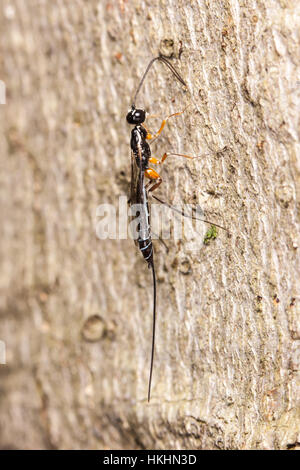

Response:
(127, 56), (227, 402)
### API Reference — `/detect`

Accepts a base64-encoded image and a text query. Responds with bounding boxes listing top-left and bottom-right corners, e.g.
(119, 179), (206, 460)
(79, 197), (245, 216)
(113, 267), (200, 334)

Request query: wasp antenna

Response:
(132, 56), (186, 107)
(157, 56), (186, 87)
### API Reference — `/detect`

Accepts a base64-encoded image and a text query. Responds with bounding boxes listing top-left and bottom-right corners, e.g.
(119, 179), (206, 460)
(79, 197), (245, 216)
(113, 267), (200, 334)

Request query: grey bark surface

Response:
(0, 0), (299, 450)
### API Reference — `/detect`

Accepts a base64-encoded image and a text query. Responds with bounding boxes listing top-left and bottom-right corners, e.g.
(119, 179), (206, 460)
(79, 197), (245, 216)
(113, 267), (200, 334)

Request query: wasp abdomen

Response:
(138, 238), (153, 264)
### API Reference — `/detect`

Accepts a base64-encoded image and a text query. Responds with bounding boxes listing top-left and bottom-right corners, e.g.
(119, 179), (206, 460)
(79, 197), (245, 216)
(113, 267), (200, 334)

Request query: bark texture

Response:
(0, 0), (299, 450)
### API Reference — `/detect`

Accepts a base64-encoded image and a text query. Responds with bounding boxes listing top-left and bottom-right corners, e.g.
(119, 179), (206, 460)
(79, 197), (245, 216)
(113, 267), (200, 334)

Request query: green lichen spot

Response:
(203, 225), (218, 245)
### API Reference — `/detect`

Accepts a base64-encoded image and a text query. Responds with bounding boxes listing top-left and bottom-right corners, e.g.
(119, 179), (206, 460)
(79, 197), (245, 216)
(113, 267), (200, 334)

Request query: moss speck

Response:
(203, 225), (218, 245)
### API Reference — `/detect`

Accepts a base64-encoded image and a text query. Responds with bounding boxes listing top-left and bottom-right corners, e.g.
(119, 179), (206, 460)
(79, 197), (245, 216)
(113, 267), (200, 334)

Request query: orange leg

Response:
(144, 168), (162, 193)
(145, 156), (228, 233)
(149, 152), (195, 166)
(145, 151), (199, 193)
(145, 106), (189, 140)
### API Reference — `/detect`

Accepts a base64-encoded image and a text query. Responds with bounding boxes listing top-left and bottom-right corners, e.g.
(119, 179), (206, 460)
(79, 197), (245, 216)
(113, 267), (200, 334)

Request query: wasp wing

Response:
(129, 149), (145, 245)
(130, 150), (141, 206)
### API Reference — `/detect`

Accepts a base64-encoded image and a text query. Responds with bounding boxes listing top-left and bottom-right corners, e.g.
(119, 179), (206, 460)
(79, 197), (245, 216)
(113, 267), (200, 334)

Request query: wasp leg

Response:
(151, 231), (169, 253)
(144, 168), (162, 192)
(145, 169), (169, 251)
(145, 106), (189, 140)
(145, 155), (195, 191)
(149, 152), (196, 166)
(150, 193), (229, 232)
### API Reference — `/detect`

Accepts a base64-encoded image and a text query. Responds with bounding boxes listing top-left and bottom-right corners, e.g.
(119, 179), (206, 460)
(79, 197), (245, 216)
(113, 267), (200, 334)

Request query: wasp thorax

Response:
(126, 106), (146, 125)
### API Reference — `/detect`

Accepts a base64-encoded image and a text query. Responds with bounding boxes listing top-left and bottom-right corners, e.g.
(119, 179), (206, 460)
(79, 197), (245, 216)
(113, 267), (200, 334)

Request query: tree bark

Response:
(0, 0), (299, 450)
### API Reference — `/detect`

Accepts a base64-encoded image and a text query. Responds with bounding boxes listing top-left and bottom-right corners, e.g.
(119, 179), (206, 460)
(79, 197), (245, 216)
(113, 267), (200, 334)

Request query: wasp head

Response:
(126, 106), (146, 125)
